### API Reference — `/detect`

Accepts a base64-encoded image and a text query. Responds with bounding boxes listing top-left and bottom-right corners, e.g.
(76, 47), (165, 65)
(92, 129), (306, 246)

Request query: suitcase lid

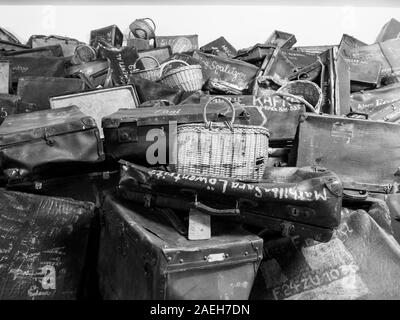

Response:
(105, 192), (263, 271)
(297, 112), (400, 192)
(0, 105), (98, 145)
(101, 103), (247, 128)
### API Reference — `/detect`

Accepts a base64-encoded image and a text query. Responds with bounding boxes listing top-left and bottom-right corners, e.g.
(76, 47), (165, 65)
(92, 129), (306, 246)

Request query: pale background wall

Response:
(1, 5), (400, 49)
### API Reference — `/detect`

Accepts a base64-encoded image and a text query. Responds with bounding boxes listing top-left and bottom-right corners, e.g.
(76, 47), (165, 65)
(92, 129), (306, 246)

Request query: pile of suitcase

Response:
(1, 17), (400, 300)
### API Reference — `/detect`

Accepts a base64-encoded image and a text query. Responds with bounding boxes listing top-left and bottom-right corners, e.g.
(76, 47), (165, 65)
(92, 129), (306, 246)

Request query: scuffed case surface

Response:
(0, 189), (95, 300)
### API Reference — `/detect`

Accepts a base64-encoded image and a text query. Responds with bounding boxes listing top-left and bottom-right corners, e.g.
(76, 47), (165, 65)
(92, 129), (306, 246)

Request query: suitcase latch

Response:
(117, 126), (138, 143)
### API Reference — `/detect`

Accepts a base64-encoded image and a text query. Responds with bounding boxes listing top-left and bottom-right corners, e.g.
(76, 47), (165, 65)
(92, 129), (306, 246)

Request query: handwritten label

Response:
(148, 170), (329, 202)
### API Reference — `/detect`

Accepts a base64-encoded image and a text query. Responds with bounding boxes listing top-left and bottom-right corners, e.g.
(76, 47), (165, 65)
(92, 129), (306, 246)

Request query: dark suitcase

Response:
(0, 93), (35, 124)
(6, 56), (66, 85)
(17, 76), (85, 110)
(376, 18), (400, 43)
(128, 75), (184, 104)
(0, 105), (104, 183)
(98, 191), (263, 300)
(1, 45), (64, 58)
(50, 85), (140, 138)
(155, 35), (198, 53)
(0, 189), (95, 299)
(350, 82), (400, 113)
(89, 25), (123, 48)
(294, 112), (400, 198)
(200, 36), (237, 58)
(118, 162), (343, 242)
(199, 94), (306, 143)
(66, 60), (109, 89)
(0, 60), (10, 94)
(235, 43), (276, 64)
(265, 30), (296, 49)
(192, 51), (259, 94)
(27, 34), (84, 58)
(102, 102), (251, 164)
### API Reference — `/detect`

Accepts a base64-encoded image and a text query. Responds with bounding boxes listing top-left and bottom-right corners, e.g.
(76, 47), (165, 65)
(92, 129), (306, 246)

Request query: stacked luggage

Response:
(0, 16), (400, 300)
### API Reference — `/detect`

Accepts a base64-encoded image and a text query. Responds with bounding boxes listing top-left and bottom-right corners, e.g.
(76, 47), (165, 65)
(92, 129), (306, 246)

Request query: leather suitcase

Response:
(199, 94), (305, 143)
(0, 60), (10, 94)
(0, 189), (95, 299)
(200, 36), (237, 58)
(118, 162), (342, 242)
(128, 75), (185, 104)
(350, 82), (400, 113)
(90, 25), (123, 48)
(376, 18), (400, 43)
(102, 102), (251, 164)
(50, 85), (140, 138)
(235, 43), (276, 64)
(17, 76), (85, 110)
(0, 105), (104, 183)
(0, 93), (35, 124)
(1, 45), (64, 58)
(155, 35), (198, 54)
(350, 100), (400, 123)
(265, 30), (296, 49)
(98, 191), (263, 300)
(27, 34), (85, 57)
(192, 51), (259, 94)
(66, 60), (109, 89)
(294, 112), (400, 199)
(6, 56), (66, 86)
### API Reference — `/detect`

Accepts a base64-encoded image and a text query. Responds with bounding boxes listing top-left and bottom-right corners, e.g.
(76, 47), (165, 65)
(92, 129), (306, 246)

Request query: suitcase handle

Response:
(347, 111), (369, 119)
(269, 92), (317, 113)
(194, 200), (240, 216)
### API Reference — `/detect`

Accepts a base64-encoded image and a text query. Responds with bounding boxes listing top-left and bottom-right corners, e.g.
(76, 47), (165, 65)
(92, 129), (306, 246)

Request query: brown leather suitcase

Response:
(27, 34), (84, 57)
(89, 25), (123, 48)
(98, 191), (263, 300)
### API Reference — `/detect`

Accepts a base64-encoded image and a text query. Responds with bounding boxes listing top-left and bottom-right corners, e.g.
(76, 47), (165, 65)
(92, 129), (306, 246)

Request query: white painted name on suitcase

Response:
(196, 55), (247, 82)
(149, 170), (328, 201)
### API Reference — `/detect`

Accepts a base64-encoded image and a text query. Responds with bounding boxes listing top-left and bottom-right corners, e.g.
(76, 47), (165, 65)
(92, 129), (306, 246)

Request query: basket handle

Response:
(269, 92), (317, 113)
(159, 59), (189, 77)
(204, 96), (236, 129)
(132, 27), (148, 40)
(143, 18), (156, 32)
(133, 55), (160, 70)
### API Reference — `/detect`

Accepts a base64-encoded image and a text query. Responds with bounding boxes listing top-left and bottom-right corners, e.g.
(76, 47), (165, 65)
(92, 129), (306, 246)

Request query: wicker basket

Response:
(131, 56), (161, 82)
(175, 96), (270, 181)
(129, 18), (156, 40)
(159, 59), (203, 92)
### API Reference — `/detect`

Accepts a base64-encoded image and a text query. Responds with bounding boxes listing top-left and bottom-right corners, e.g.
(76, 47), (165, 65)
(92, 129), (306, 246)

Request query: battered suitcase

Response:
(89, 25), (123, 48)
(50, 85), (140, 138)
(155, 35), (198, 53)
(192, 51), (258, 94)
(294, 112), (400, 199)
(102, 101), (251, 164)
(98, 191), (263, 300)
(0, 106), (104, 183)
(200, 36), (237, 58)
(0, 60), (10, 94)
(199, 94), (306, 143)
(66, 60), (109, 89)
(0, 189), (95, 299)
(6, 56), (66, 86)
(17, 76), (85, 110)
(0, 93), (35, 124)
(118, 162), (343, 242)
(265, 30), (296, 49)
(27, 34), (85, 57)
(350, 82), (400, 113)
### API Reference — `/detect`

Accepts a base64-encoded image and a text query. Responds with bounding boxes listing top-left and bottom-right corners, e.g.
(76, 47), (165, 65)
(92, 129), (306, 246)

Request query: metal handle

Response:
(193, 199), (240, 216)
(269, 92), (317, 113)
(143, 18), (156, 32)
(203, 96), (236, 129)
(159, 59), (189, 77)
(347, 111), (369, 119)
(133, 55), (160, 70)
